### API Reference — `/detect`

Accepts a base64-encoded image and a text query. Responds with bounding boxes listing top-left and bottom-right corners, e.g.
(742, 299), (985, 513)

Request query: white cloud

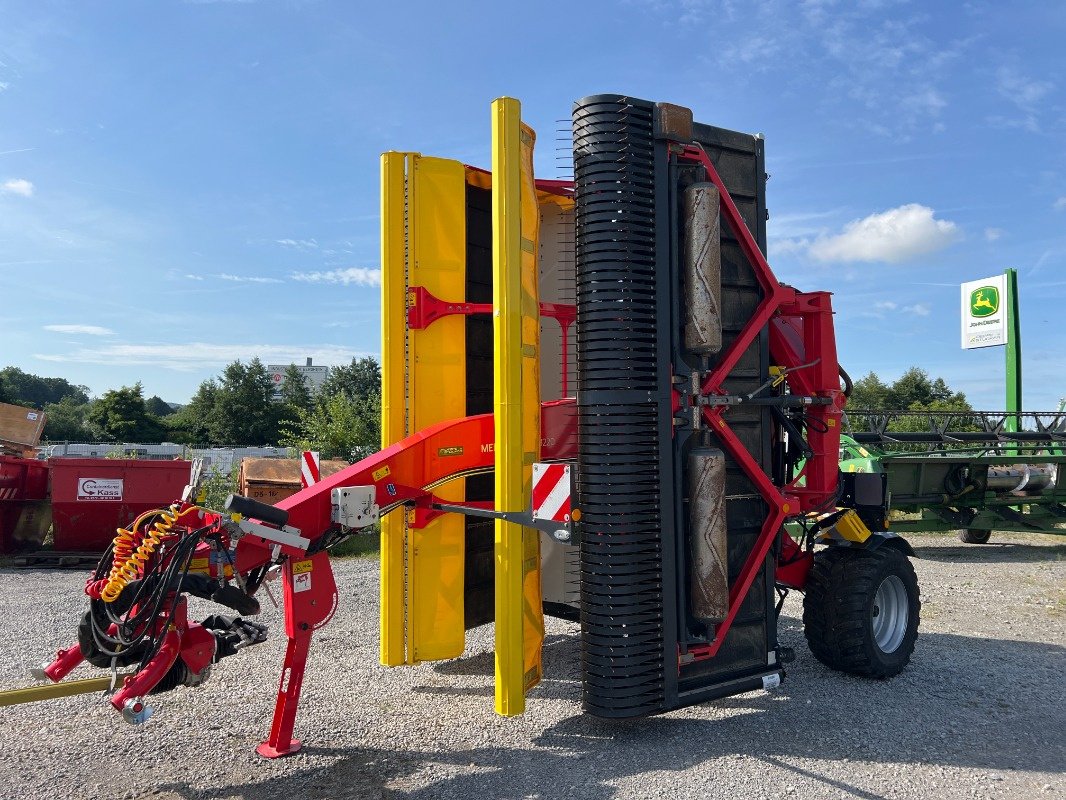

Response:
(997, 67), (1054, 106)
(184, 274), (205, 281)
(291, 267), (381, 287)
(808, 204), (958, 264)
(0, 82), (9, 93)
(276, 238), (318, 250)
(874, 301), (897, 311)
(215, 272), (283, 284)
(35, 342), (372, 371)
(903, 303), (930, 316)
(900, 87), (947, 118)
(984, 227), (1004, 242)
(43, 324), (115, 336)
(1054, 197), (1066, 211)
(994, 67), (1055, 133)
(2, 178), (34, 197)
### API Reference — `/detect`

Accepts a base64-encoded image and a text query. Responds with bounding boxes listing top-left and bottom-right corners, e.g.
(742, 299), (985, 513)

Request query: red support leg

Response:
(256, 550), (337, 759)
(256, 633), (312, 758)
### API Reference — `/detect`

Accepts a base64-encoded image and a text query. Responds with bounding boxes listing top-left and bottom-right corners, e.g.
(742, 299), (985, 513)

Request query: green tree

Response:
(847, 368), (969, 412)
(211, 358), (281, 444)
(145, 395), (175, 417)
(888, 398), (979, 433)
(87, 383), (165, 442)
(166, 379), (220, 444)
(848, 372), (891, 410)
(319, 357), (380, 403)
(279, 364), (313, 413)
(42, 397), (92, 441)
(282, 390), (380, 462)
(0, 367), (89, 407)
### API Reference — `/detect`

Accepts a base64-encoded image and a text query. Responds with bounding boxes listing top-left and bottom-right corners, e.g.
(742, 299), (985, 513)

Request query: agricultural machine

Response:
(840, 408), (1066, 543)
(6, 95), (926, 756)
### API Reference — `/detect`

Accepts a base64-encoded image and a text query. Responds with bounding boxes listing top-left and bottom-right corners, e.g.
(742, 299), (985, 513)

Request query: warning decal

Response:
(531, 463), (571, 523)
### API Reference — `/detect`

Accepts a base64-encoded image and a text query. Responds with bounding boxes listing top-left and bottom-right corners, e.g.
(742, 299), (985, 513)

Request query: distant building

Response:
(266, 358), (329, 401)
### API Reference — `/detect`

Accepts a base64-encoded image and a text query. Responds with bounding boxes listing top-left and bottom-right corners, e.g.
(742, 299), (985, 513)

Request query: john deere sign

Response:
(961, 275), (1007, 349)
(969, 286), (999, 317)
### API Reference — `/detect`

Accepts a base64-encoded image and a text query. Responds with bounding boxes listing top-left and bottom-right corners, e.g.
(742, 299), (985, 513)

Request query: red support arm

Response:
(677, 145), (840, 662)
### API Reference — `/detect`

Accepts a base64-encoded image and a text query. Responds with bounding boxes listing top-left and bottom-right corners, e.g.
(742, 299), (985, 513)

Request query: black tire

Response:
(958, 528), (992, 544)
(802, 546), (920, 678)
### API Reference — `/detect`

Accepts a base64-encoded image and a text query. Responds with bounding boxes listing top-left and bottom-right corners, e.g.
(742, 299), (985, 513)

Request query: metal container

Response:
(0, 456), (51, 553)
(681, 182), (722, 355)
(49, 458), (192, 552)
(687, 446), (729, 624)
(238, 457), (350, 504)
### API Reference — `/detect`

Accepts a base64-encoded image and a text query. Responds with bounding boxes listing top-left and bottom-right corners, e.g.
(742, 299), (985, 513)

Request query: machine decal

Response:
(76, 478), (123, 502)
(531, 463), (571, 523)
(299, 451), (321, 488)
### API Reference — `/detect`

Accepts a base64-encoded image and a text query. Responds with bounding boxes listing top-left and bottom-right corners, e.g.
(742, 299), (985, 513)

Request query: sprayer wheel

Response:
(958, 528), (993, 544)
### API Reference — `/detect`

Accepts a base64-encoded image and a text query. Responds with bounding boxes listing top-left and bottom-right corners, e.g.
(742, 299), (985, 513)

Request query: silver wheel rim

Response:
(871, 575), (909, 653)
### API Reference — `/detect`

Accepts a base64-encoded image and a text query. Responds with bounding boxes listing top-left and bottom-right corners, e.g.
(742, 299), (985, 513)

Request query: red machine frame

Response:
(676, 145), (842, 660)
(34, 144), (843, 757)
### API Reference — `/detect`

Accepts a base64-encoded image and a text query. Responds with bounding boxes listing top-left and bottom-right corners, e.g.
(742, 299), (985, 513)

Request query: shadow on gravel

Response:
(417, 634), (580, 700)
(158, 629), (1064, 800)
(912, 540), (1066, 564)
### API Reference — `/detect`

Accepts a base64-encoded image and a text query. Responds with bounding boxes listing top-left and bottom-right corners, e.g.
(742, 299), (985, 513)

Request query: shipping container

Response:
(49, 458), (192, 551)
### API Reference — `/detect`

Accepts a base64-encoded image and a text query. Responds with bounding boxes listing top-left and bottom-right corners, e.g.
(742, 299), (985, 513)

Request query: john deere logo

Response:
(970, 286), (999, 317)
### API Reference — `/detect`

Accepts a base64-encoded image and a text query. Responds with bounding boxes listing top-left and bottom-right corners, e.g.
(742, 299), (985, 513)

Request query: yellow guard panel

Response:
(379, 151), (407, 666)
(492, 97), (544, 716)
(408, 156), (468, 662)
(379, 153), (468, 665)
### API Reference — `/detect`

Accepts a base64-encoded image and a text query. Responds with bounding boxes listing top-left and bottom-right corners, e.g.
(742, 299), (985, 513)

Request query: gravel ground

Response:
(0, 532), (1063, 800)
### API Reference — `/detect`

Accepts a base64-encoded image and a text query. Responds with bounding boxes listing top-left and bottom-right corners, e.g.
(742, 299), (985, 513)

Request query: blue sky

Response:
(1, 0), (1063, 410)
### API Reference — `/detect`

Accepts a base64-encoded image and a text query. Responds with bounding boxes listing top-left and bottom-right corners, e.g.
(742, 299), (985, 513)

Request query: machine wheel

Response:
(958, 528), (992, 544)
(802, 547), (920, 678)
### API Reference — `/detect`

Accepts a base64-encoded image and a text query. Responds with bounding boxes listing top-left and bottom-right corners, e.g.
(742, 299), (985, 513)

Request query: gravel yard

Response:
(1, 532), (1062, 800)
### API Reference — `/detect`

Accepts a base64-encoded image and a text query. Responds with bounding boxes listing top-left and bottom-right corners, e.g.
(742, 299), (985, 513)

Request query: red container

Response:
(0, 456), (52, 553)
(49, 458), (191, 552)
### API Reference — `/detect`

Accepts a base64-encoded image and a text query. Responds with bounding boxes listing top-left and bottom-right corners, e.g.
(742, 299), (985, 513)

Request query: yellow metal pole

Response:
(380, 151), (408, 667)
(0, 675), (130, 707)
(492, 97), (525, 716)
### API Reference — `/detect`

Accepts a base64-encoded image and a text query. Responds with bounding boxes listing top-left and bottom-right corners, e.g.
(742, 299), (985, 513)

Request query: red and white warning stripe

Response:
(531, 462), (571, 523)
(300, 451), (321, 489)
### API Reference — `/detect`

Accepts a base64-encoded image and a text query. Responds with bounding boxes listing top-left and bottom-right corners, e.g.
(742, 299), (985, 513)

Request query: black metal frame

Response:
(573, 94), (781, 717)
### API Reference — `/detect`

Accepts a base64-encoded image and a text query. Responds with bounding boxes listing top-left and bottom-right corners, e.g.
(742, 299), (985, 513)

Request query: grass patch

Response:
(330, 527), (381, 559)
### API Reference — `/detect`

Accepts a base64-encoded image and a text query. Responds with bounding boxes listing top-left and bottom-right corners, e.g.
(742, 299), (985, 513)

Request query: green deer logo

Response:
(970, 286), (999, 318)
